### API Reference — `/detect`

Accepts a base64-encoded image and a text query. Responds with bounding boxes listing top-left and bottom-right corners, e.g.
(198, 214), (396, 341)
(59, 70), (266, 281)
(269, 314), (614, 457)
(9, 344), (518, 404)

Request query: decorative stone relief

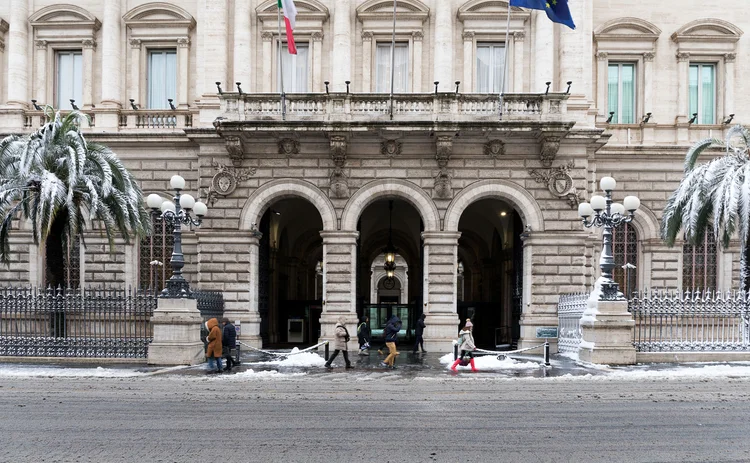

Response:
(278, 138), (300, 156)
(311, 31), (324, 42)
(642, 52), (655, 62)
(676, 51), (691, 62)
(539, 135), (561, 167)
(725, 53), (736, 63)
(433, 170), (452, 200)
(380, 139), (402, 157)
(596, 51), (608, 61)
(224, 136), (246, 167)
(206, 160), (257, 205)
(177, 37), (191, 48)
(528, 160), (580, 209)
(81, 38), (97, 49)
(129, 38), (142, 49)
(328, 135), (349, 198)
(484, 139), (505, 158)
(434, 136), (453, 199)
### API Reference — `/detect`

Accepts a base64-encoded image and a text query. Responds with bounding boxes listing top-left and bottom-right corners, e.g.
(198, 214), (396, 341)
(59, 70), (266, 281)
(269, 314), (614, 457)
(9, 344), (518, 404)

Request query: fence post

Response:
(324, 340), (329, 361)
(544, 339), (550, 366)
(453, 340), (458, 361)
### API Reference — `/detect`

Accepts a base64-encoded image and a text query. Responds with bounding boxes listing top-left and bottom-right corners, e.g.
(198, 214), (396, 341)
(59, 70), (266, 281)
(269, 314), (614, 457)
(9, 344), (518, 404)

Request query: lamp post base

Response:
(578, 295), (636, 366)
(147, 298), (205, 366)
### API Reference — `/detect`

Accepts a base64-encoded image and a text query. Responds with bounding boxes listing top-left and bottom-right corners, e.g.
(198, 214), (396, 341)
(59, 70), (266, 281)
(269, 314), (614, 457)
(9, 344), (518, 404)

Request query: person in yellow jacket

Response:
(205, 318), (223, 374)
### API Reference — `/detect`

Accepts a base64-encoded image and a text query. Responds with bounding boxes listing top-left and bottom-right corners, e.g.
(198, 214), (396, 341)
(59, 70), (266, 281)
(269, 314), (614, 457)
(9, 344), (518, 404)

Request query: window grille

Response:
(612, 223), (638, 298)
(683, 230), (718, 291)
(139, 220), (173, 290)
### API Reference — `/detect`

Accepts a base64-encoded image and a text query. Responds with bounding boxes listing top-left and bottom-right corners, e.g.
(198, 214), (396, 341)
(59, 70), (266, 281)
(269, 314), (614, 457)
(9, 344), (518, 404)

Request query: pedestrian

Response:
(325, 317), (354, 369)
(221, 318), (237, 372)
(381, 315), (402, 368)
(412, 313), (427, 354)
(205, 318), (223, 374)
(357, 316), (371, 355)
(451, 319), (478, 372)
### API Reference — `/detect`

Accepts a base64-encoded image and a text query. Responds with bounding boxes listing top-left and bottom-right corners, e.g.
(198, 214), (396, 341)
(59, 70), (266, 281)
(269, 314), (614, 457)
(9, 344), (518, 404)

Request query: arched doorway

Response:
(257, 197), (324, 347)
(456, 199), (524, 349)
(357, 199), (423, 345)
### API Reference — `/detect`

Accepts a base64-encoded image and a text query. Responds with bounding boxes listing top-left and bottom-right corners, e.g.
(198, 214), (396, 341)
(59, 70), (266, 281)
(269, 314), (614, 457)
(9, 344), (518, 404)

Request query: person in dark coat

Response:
(205, 318), (223, 374)
(221, 318), (237, 372)
(357, 316), (371, 355)
(381, 315), (402, 368)
(412, 313), (427, 354)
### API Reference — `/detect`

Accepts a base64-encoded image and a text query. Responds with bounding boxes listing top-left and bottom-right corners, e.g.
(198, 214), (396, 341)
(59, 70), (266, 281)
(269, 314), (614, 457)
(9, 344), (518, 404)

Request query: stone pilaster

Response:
(331, 0), (351, 92)
(261, 32), (273, 93)
(199, 0), (229, 99)
(433, 1), (453, 92)
(128, 39), (142, 106)
(6, 0), (28, 107)
(462, 32), (474, 93)
(177, 37), (190, 108)
(34, 40), (48, 106)
(318, 231), (359, 345)
(82, 39), (96, 109)
(361, 31), (372, 92)
(533, 10), (554, 92)
(312, 32), (324, 92)
(100, 0), (122, 108)
(233, 0), (252, 91)
(422, 232), (461, 352)
(412, 31), (423, 92)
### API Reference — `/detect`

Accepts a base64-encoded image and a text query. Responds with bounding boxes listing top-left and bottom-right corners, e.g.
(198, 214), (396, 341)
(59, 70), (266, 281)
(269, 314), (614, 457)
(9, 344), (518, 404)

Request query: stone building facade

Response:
(0, 0), (746, 351)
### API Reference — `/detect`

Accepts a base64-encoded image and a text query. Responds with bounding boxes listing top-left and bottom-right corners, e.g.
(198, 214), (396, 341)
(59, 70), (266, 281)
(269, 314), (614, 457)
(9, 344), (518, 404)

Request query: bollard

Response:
(453, 341), (458, 361)
(324, 341), (329, 361)
(544, 340), (550, 366)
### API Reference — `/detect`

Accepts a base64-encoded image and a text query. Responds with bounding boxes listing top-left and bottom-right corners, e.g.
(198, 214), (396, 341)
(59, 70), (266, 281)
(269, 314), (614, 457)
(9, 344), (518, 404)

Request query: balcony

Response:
(218, 92), (569, 124)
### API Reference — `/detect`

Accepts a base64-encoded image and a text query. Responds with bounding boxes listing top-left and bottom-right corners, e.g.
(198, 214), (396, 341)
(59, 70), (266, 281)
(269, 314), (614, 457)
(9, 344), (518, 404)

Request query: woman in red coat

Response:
(205, 318), (223, 374)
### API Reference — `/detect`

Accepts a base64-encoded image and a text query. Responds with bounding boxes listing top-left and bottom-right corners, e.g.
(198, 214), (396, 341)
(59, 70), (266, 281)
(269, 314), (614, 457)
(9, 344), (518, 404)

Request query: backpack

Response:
(342, 326), (351, 343)
(357, 322), (364, 335)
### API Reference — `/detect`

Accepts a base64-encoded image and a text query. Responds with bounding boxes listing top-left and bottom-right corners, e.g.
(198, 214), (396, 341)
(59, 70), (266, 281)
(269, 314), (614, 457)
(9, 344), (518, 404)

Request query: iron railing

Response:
(0, 287), (225, 358)
(0, 287), (156, 358)
(629, 289), (750, 352)
(557, 293), (588, 354)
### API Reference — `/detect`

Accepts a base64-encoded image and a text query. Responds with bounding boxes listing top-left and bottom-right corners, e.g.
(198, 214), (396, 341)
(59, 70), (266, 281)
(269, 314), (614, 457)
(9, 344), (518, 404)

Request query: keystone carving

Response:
(328, 135), (349, 198)
(539, 135), (561, 168)
(278, 138), (300, 156)
(484, 139), (505, 158)
(329, 135), (348, 168)
(528, 160), (580, 209)
(329, 170), (350, 199)
(435, 135), (453, 169)
(224, 136), (245, 167)
(380, 139), (402, 157)
(433, 170), (452, 199)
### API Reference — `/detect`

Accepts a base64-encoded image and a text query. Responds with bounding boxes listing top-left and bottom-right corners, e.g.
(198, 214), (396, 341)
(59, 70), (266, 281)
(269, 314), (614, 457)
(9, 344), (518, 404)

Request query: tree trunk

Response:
(744, 237), (750, 293)
(45, 214), (68, 288)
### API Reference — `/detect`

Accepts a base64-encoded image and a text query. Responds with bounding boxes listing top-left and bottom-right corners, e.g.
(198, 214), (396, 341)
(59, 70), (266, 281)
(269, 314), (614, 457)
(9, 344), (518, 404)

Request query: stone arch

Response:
(341, 179), (440, 231)
(594, 17), (662, 37)
(257, 0), (329, 17)
(29, 4), (100, 25)
(240, 179), (337, 231)
(629, 203), (660, 242)
(457, 0), (526, 16)
(123, 2), (196, 27)
(444, 179), (544, 232)
(672, 18), (743, 41)
(357, 0), (430, 15)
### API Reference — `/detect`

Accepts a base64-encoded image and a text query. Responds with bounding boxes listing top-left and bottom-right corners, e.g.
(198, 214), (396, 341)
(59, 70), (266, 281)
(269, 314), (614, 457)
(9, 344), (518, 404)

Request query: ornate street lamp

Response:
(383, 200), (397, 280)
(146, 175), (208, 298)
(577, 176), (640, 301)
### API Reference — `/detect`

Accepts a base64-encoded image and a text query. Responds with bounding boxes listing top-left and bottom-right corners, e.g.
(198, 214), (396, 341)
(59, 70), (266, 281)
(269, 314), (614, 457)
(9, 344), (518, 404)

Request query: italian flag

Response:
(278, 0), (298, 55)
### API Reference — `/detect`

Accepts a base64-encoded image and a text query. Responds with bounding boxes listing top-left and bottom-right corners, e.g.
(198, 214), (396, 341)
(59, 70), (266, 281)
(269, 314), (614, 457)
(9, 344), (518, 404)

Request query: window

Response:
(279, 43), (309, 93)
(476, 43), (506, 93)
(375, 42), (409, 93)
(64, 238), (81, 289)
(689, 63), (716, 125)
(147, 49), (176, 109)
(139, 221), (174, 290)
(612, 223), (638, 298)
(607, 63), (636, 124)
(56, 51), (82, 110)
(683, 230), (717, 291)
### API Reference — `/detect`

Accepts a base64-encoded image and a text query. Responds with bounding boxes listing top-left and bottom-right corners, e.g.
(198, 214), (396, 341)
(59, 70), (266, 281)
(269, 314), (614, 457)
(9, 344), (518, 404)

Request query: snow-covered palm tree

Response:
(0, 109), (149, 287)
(662, 125), (750, 291)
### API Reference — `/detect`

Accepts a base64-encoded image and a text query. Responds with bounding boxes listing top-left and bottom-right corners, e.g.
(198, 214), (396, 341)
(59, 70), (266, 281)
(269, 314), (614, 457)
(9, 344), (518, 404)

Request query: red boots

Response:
(469, 358), (478, 372)
(450, 358), (478, 372)
(450, 359), (460, 371)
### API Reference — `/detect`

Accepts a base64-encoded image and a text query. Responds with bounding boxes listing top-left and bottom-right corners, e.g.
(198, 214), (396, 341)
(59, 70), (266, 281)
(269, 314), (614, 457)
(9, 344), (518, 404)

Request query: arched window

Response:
(612, 223), (638, 298)
(682, 230), (717, 291)
(139, 221), (173, 290)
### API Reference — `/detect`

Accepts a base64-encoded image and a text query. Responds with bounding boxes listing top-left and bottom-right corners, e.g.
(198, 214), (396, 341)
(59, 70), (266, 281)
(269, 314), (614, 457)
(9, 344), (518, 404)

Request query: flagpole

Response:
(498, 2), (512, 120)
(278, 5), (286, 120)
(389, 0), (397, 120)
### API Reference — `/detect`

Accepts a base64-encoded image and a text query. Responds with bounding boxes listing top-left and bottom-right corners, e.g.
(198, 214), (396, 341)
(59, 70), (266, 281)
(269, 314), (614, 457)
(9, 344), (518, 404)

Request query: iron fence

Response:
(629, 289), (750, 352)
(557, 293), (588, 354)
(0, 287), (225, 359)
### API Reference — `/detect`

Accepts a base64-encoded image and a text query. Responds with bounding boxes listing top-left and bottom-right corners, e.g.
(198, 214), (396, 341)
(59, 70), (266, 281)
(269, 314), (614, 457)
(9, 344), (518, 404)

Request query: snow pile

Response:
(257, 348), (327, 367)
(0, 365), (145, 378)
(224, 369), (306, 380)
(439, 353), (540, 371)
(606, 363), (750, 381)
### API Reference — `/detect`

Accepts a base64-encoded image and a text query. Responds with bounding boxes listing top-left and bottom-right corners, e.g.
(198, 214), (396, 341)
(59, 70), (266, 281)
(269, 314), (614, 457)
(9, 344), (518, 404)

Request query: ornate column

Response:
(312, 32), (324, 92)
(422, 232), (461, 352)
(261, 32), (273, 93)
(461, 32), (474, 93)
(199, 0), (229, 98)
(82, 39), (96, 109)
(595, 51), (608, 117)
(676, 52), (690, 123)
(177, 38), (190, 108)
(412, 31), (423, 92)
(643, 52), (655, 115)
(101, 0), (122, 108)
(34, 40), (48, 106)
(233, 0), (252, 90)
(724, 53), (736, 119)
(513, 32), (525, 92)
(318, 231), (359, 345)
(331, 0), (351, 92)
(7, 0), (29, 107)
(129, 39), (142, 105)
(361, 32), (372, 92)
(533, 10), (554, 92)
(433, 1), (453, 92)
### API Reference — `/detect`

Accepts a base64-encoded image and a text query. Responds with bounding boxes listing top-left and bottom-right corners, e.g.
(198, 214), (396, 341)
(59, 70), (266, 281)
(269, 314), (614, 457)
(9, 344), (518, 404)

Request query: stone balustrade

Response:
(219, 92), (569, 124)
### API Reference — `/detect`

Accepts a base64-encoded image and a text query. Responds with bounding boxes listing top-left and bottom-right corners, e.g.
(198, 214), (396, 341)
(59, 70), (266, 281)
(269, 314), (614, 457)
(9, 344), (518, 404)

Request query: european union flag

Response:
(509, 0), (576, 30)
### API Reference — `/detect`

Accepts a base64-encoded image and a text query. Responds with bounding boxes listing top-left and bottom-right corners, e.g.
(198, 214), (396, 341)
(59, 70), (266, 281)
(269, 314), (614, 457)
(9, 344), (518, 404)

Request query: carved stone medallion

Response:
(539, 135), (561, 168)
(433, 170), (452, 199)
(278, 138), (300, 156)
(210, 160), (256, 199)
(528, 160), (579, 208)
(329, 170), (350, 199)
(380, 140), (402, 157)
(484, 139), (505, 158)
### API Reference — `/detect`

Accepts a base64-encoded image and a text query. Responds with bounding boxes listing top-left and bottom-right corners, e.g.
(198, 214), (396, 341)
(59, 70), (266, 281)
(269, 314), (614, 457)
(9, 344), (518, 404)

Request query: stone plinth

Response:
(579, 295), (636, 365)
(147, 297), (205, 366)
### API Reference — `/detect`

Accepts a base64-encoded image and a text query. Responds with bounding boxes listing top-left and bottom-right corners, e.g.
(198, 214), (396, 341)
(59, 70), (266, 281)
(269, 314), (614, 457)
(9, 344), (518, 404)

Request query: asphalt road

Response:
(2, 372), (750, 463)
